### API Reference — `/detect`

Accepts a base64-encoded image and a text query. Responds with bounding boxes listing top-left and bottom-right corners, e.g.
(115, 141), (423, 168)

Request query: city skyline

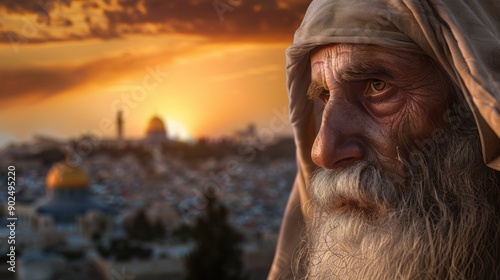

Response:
(0, 108), (293, 149)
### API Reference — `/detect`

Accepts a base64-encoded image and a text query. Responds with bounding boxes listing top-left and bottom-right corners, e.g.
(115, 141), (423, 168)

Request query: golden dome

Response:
(46, 162), (89, 189)
(146, 116), (167, 134)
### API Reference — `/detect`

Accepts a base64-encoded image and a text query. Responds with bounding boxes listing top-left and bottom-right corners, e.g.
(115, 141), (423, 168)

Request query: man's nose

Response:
(311, 96), (365, 170)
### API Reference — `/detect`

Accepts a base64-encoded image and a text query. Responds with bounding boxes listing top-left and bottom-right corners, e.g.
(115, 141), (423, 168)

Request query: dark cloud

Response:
(0, 30), (96, 45)
(0, 50), (181, 107)
(0, 0), (49, 15)
(0, 0), (312, 43)
(0, 0), (71, 25)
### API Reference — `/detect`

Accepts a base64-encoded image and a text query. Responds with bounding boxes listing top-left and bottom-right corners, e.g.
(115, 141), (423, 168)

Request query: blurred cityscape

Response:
(0, 113), (296, 280)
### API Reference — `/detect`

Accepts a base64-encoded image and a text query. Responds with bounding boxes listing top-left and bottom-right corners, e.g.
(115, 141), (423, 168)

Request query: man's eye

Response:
(364, 79), (394, 102)
(319, 90), (330, 103)
(370, 79), (388, 92)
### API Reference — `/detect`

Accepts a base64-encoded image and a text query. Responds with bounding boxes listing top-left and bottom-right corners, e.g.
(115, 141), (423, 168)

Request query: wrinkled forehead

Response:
(310, 43), (428, 63)
(309, 43), (436, 79)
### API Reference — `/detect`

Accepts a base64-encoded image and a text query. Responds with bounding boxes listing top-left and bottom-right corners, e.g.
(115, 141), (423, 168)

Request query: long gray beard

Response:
(298, 122), (500, 279)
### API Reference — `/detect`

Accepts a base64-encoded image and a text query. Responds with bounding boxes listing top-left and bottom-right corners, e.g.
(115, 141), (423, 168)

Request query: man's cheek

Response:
(364, 92), (407, 118)
(405, 85), (449, 135)
(399, 98), (442, 139)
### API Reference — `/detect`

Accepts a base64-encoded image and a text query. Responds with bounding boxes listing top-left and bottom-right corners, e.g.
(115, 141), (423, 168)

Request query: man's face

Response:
(303, 44), (500, 279)
(309, 44), (448, 177)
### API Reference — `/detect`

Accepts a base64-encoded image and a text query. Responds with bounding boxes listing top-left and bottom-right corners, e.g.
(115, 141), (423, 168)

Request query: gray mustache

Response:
(310, 161), (399, 214)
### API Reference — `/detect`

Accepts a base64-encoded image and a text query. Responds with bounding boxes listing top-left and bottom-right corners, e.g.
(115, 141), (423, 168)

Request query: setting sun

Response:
(166, 119), (192, 141)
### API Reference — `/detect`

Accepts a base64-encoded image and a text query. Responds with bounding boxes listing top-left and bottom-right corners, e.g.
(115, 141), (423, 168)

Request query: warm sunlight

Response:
(166, 119), (192, 141)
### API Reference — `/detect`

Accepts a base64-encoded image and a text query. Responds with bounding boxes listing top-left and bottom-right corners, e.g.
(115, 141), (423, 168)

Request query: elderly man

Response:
(269, 0), (500, 279)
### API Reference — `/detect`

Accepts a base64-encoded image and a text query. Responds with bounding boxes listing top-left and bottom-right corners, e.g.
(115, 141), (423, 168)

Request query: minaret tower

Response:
(117, 110), (123, 140)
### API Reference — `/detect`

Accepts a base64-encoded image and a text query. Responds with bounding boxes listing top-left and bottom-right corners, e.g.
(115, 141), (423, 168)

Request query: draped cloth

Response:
(268, 0), (500, 278)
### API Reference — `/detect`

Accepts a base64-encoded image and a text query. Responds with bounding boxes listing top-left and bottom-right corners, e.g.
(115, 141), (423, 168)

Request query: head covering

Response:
(286, 0), (500, 218)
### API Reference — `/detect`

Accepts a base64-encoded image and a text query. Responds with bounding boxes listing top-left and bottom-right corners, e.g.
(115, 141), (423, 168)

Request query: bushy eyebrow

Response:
(307, 81), (326, 100)
(338, 62), (394, 82)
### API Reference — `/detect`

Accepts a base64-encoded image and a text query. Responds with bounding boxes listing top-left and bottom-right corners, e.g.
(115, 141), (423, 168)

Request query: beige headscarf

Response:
(288, 0), (500, 218)
(269, 0), (500, 278)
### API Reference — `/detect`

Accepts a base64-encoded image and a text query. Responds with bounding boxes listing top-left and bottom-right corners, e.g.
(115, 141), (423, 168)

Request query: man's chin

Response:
(304, 203), (401, 280)
(323, 199), (385, 223)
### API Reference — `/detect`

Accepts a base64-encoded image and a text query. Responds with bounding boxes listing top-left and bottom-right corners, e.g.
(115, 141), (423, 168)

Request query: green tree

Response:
(185, 191), (247, 280)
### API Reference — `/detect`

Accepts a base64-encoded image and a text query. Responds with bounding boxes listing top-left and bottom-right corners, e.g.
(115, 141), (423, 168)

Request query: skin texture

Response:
(309, 44), (449, 178)
(298, 44), (500, 280)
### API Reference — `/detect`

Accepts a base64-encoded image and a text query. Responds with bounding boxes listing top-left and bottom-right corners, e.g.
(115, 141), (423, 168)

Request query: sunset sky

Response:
(0, 0), (310, 147)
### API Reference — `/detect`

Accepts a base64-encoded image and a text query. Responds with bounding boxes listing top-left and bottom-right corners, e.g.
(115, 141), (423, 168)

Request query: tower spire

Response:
(117, 110), (123, 140)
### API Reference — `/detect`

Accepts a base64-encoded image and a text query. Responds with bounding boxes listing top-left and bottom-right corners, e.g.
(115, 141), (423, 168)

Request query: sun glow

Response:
(166, 119), (192, 141)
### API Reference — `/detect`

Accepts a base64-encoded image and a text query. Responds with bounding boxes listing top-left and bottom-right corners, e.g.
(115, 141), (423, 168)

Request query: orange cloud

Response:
(0, 47), (193, 108)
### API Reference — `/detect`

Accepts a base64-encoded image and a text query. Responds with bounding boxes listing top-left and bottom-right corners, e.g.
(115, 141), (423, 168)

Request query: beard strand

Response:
(297, 119), (500, 280)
